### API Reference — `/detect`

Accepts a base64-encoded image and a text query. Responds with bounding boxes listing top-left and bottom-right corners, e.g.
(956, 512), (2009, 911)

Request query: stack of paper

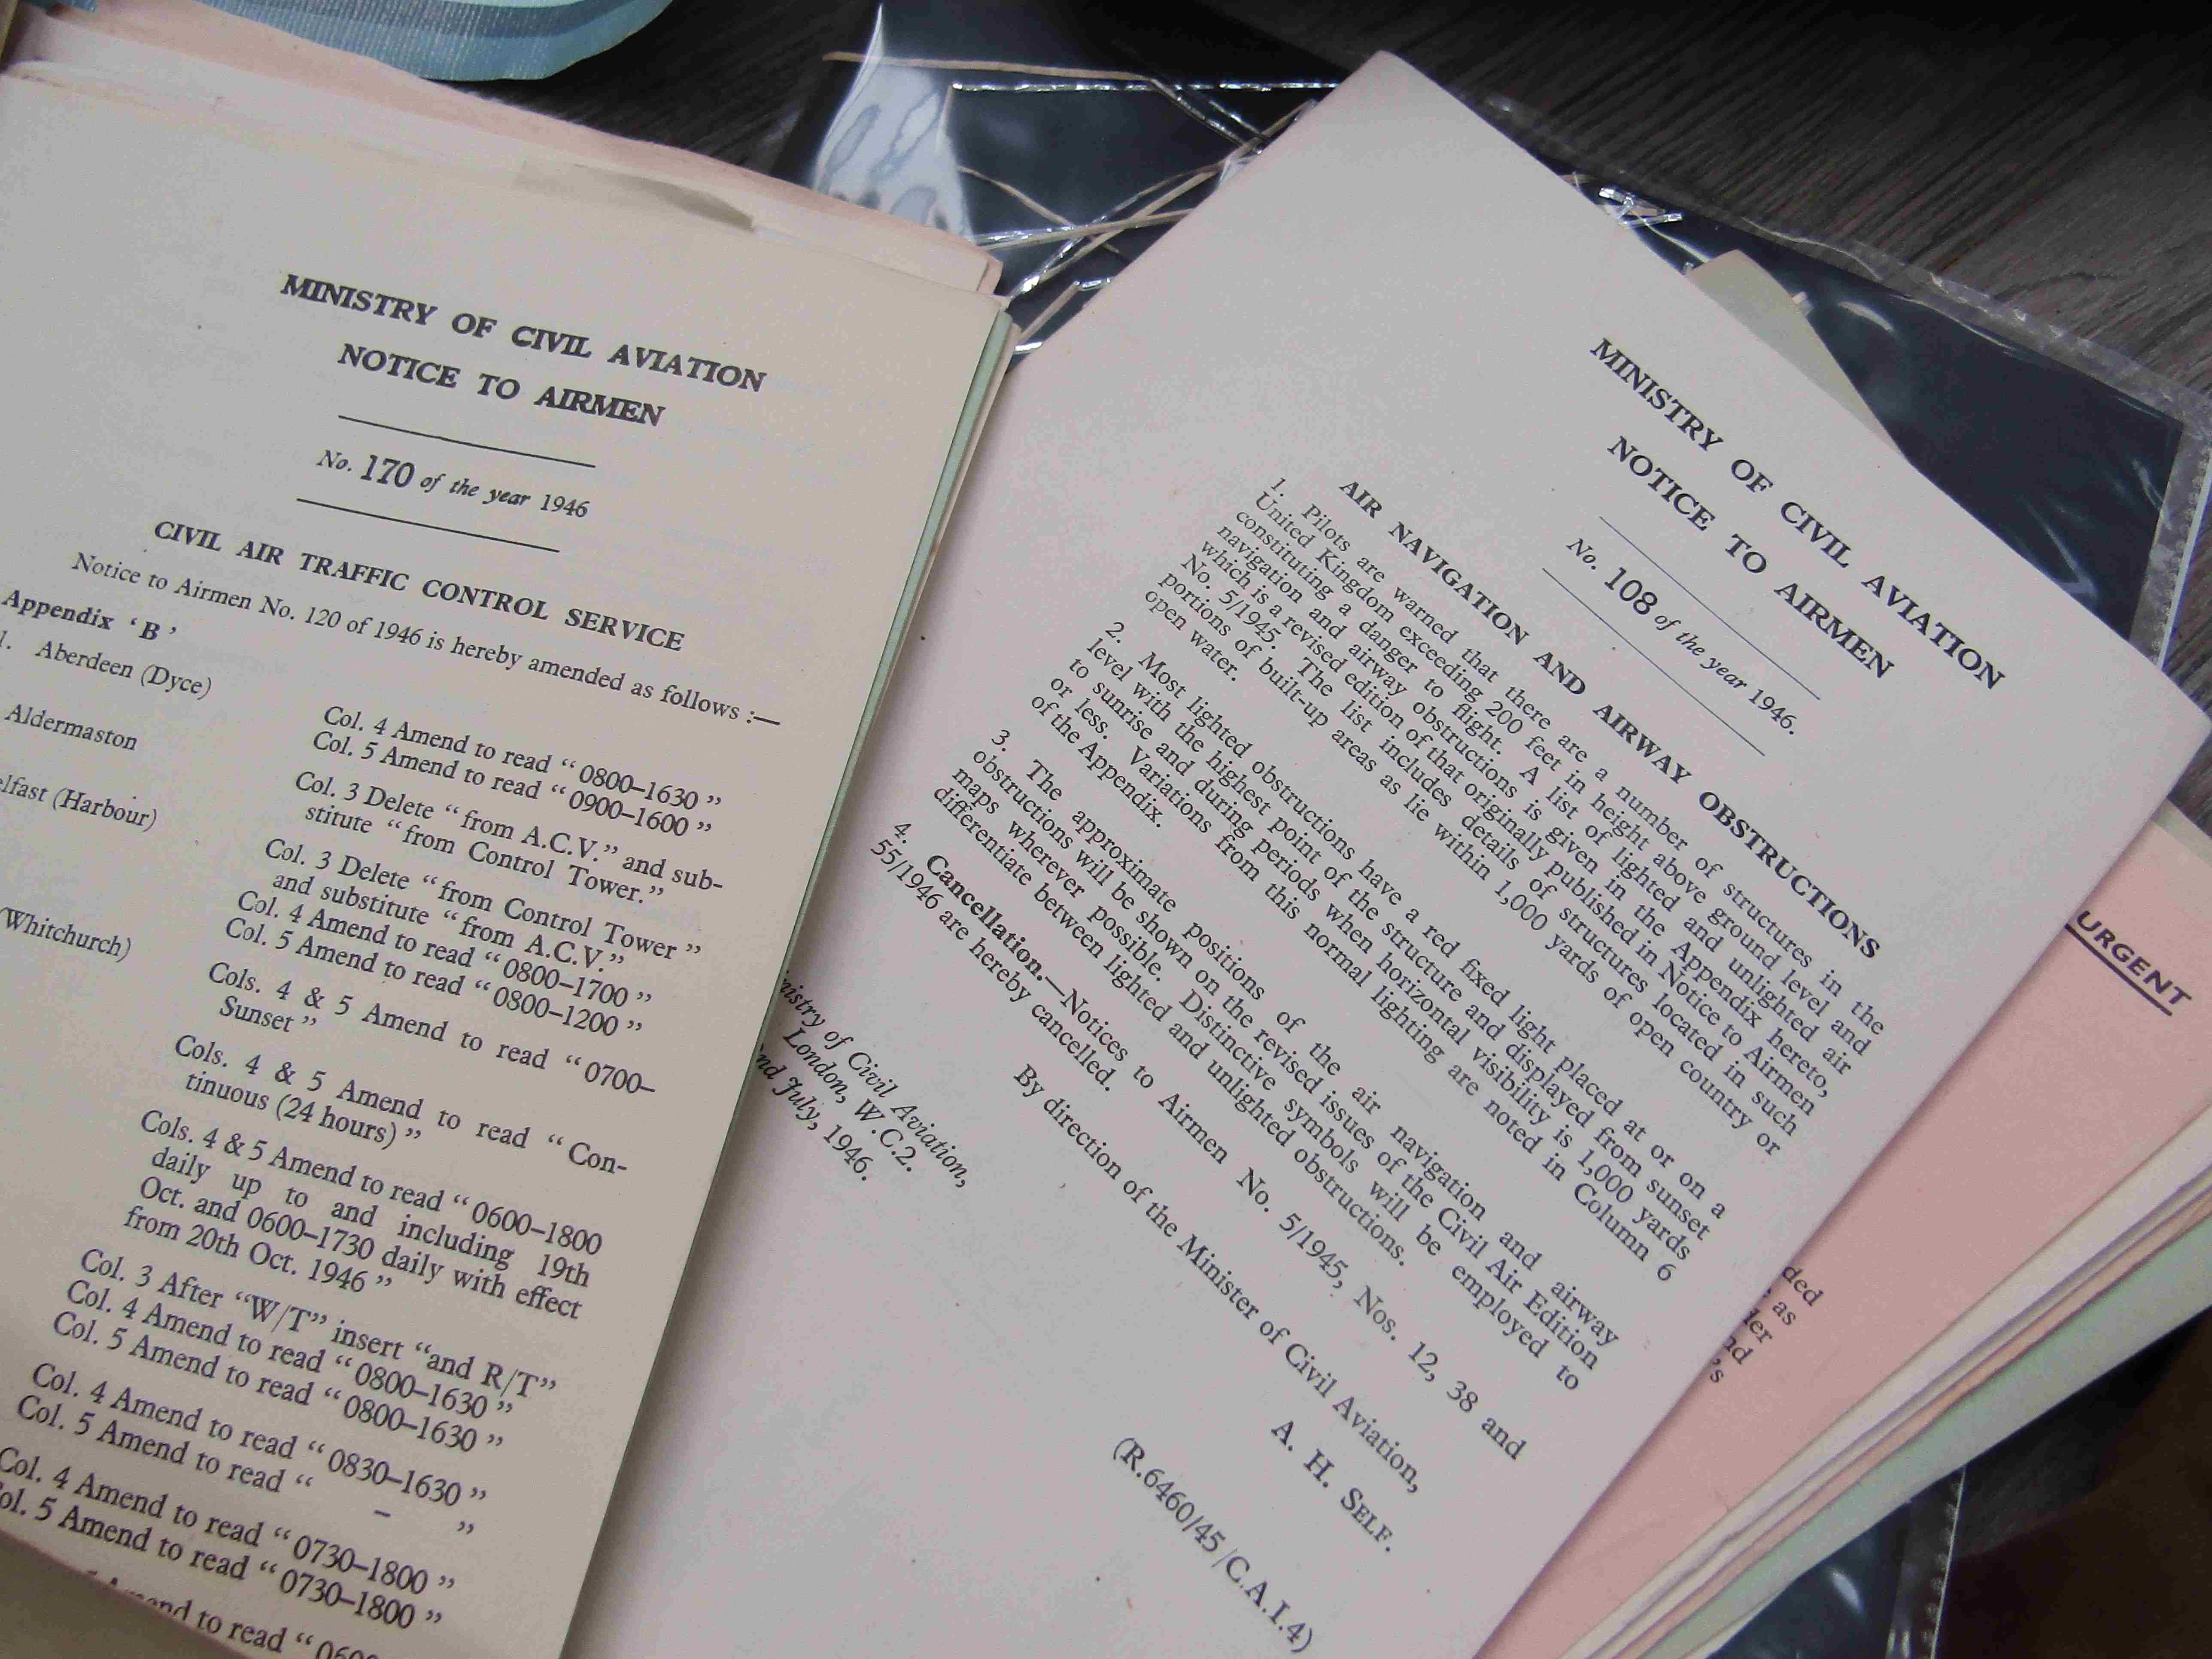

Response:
(3, 15), (2209, 1659)
(567, 48), (2209, 1659)
(1467, 262), (2212, 1659)
(1482, 808), (2212, 1659)
(0, 2), (1010, 1654)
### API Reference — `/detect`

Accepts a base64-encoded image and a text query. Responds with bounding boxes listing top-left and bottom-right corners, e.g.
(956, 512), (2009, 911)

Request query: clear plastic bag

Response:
(775, 1), (2208, 660)
(1712, 1473), (1963, 1659)
(775, 1), (1331, 352)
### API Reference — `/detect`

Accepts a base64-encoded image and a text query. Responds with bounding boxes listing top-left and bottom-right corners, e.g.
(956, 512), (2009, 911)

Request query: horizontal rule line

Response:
(1598, 515), (1818, 700)
(2063, 924), (2177, 1015)
(295, 498), (562, 554)
(338, 415), (595, 469)
(1544, 568), (1765, 757)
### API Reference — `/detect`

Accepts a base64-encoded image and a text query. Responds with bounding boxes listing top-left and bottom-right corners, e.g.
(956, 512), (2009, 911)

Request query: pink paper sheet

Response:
(1480, 819), (2212, 1659)
(1607, 1178), (2212, 1659)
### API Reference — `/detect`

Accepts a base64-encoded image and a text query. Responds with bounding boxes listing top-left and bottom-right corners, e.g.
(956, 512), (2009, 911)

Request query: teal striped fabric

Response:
(44, 0), (675, 79)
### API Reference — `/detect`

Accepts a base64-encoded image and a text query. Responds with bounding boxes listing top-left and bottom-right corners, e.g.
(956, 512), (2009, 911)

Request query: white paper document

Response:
(572, 56), (2206, 1659)
(0, 69), (1003, 1659)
